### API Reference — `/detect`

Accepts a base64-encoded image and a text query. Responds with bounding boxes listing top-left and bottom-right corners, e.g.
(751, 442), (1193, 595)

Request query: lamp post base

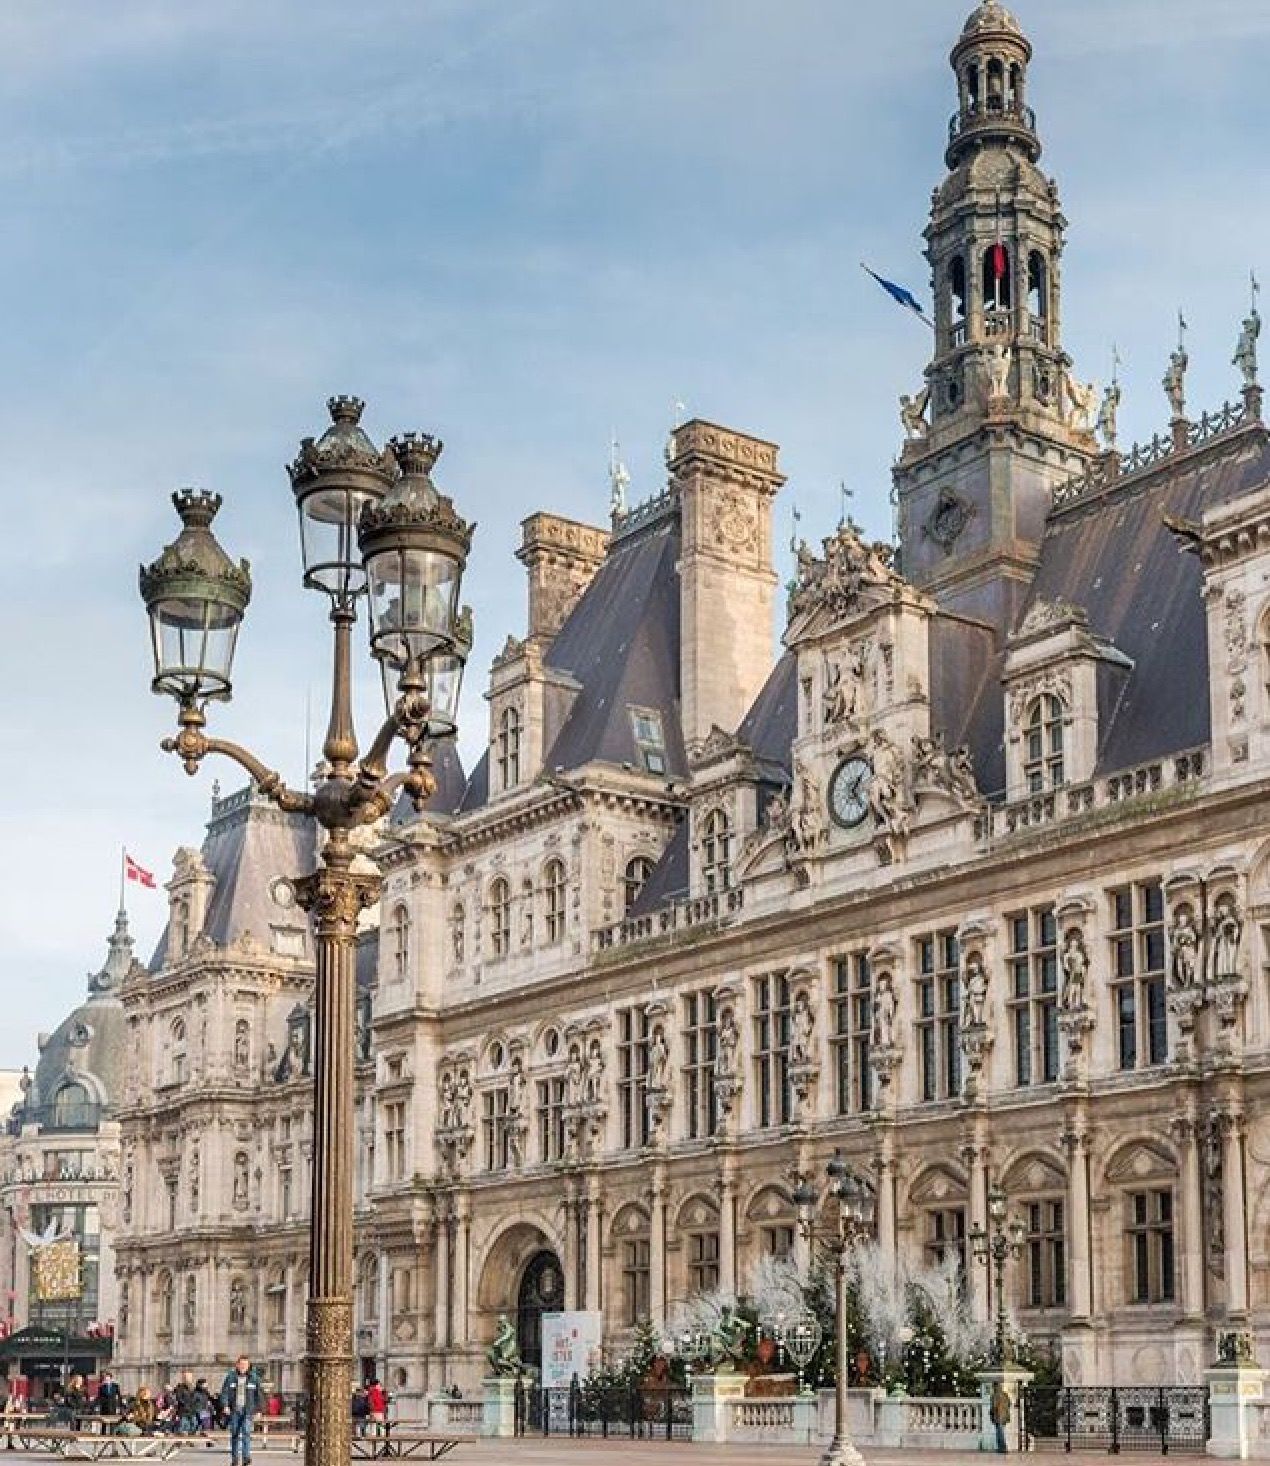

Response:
(818, 1434), (867, 1466)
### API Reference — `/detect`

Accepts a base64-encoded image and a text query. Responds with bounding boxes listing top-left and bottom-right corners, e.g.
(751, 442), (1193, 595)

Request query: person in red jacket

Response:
(365, 1380), (387, 1437)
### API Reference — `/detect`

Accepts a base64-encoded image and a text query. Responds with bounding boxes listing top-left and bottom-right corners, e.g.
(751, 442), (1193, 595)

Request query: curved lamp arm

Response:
(162, 712), (313, 816)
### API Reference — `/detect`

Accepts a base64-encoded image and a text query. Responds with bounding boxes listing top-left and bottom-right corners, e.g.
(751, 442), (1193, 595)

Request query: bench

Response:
(349, 1433), (473, 1461)
(2, 1431), (180, 1461)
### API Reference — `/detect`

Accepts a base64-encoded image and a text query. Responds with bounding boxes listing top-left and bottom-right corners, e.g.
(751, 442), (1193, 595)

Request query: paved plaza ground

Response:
(153, 1443), (1193, 1466)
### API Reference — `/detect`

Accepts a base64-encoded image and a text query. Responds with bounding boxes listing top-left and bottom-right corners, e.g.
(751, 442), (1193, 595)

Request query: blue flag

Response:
(862, 263), (933, 327)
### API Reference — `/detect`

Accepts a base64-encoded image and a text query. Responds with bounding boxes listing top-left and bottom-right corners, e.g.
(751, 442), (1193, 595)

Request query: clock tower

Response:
(893, 1), (1098, 634)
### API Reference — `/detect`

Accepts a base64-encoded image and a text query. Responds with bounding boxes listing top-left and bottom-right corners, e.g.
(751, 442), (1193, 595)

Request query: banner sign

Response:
(541, 1310), (603, 1390)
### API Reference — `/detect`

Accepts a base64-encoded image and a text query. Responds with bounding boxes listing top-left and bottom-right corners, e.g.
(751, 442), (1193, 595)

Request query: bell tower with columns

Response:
(894, 2), (1097, 632)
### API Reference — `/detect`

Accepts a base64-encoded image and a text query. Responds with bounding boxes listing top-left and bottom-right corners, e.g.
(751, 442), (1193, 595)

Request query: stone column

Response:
(433, 1212), (451, 1349)
(584, 1182), (602, 1313)
(1172, 1112), (1205, 1319)
(452, 1192), (472, 1344)
(649, 1166), (667, 1328)
(1221, 1110), (1250, 1319)
(962, 1137), (990, 1325)
(717, 1169), (737, 1297)
(376, 1248), (390, 1363)
(562, 1189), (579, 1311)
(874, 1131), (897, 1266)
(1061, 1124), (1091, 1321)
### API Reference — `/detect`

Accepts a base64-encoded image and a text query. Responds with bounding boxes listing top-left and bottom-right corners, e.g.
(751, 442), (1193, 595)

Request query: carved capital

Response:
(294, 865), (381, 939)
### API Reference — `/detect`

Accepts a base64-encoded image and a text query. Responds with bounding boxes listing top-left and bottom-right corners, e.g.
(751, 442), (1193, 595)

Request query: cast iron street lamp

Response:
(797, 1153), (876, 1466)
(139, 398), (474, 1466)
(969, 1183), (1026, 1366)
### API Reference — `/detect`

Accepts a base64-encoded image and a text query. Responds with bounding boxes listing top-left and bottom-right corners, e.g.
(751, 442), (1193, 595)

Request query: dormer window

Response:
(624, 856), (655, 914)
(497, 706), (522, 790)
(630, 708), (667, 774)
(701, 809), (732, 894)
(1023, 694), (1065, 792)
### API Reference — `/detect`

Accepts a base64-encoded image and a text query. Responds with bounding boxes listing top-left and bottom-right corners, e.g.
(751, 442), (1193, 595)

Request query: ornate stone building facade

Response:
(114, 0), (1270, 1407)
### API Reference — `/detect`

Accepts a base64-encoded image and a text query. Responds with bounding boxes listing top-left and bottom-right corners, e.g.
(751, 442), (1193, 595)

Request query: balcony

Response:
(593, 886), (744, 953)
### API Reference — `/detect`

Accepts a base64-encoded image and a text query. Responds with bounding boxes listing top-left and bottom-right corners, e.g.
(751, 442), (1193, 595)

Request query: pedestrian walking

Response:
(990, 1382), (1012, 1454)
(218, 1357), (262, 1466)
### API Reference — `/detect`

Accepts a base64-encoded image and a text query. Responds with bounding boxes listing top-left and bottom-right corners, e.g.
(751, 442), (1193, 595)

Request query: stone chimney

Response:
(516, 512), (610, 646)
(671, 419), (785, 750)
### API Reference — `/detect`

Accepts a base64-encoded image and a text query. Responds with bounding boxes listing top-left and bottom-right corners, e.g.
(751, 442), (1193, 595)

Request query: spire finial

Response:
(608, 432), (630, 519)
(1235, 276), (1262, 391)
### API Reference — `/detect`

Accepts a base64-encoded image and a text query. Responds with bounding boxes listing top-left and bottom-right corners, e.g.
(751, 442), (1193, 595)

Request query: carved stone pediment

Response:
(786, 522), (908, 642)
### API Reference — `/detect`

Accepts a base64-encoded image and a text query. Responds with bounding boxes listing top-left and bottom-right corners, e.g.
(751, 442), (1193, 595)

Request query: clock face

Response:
(829, 755), (873, 829)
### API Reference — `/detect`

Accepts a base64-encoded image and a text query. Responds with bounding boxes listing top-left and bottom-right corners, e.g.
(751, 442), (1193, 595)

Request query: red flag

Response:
(990, 242), (1008, 282)
(124, 854), (157, 889)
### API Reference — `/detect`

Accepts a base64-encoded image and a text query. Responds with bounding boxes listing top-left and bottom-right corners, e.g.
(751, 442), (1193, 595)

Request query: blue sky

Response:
(2, 0), (1268, 1066)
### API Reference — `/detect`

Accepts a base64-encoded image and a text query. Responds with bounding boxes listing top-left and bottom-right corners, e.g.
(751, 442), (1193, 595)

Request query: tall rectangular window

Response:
(830, 956), (873, 1115)
(915, 931), (961, 1101)
(383, 1101), (406, 1182)
(536, 1077), (567, 1163)
(482, 1087), (511, 1172)
(1109, 881), (1167, 1070)
(1127, 1188), (1174, 1303)
(1025, 1199), (1067, 1308)
(621, 1239), (651, 1326)
(688, 1231), (720, 1293)
(618, 1007), (651, 1150)
(683, 990), (719, 1140)
(924, 1207), (967, 1271)
(1008, 907), (1059, 1087)
(753, 973), (792, 1128)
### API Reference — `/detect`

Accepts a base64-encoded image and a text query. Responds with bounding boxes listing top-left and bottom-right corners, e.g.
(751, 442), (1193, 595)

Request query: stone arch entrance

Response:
(516, 1248), (565, 1371)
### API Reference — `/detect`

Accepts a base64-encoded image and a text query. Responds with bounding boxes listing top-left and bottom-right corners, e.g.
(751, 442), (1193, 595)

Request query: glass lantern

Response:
(139, 490), (251, 703)
(359, 433), (473, 672)
(288, 396), (395, 602)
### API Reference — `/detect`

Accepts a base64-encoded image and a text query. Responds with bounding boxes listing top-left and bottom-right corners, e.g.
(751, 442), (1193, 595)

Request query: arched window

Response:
(171, 897), (190, 960)
(543, 860), (567, 944)
(170, 1018), (188, 1085)
(360, 1255), (380, 1323)
(488, 878), (511, 958)
(1027, 251), (1049, 328)
(983, 244), (1012, 313)
(1008, 62), (1023, 109)
(1024, 695), (1065, 792)
(964, 62), (980, 114)
(50, 1081), (91, 1129)
(389, 904), (410, 982)
(986, 57), (1005, 112)
(623, 856), (655, 915)
(497, 706), (522, 790)
(701, 809), (732, 895)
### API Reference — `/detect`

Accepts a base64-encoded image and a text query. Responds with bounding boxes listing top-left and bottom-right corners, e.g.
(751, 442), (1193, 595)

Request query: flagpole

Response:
(119, 846), (126, 915)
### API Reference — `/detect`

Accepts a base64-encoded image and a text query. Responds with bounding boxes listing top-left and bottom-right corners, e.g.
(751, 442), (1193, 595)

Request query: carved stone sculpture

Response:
(987, 342), (1012, 399)
(1234, 305), (1261, 388)
(714, 1006), (742, 1118)
(791, 764), (824, 853)
(1168, 906), (1200, 991)
(900, 386), (931, 440)
(583, 1039), (606, 1107)
(438, 1071), (460, 1131)
(872, 973), (897, 1049)
(1059, 929), (1089, 1012)
(1164, 343), (1188, 420)
(565, 1043), (585, 1108)
(788, 991), (815, 1069)
(233, 1151), (249, 1211)
(1096, 379), (1122, 449)
(647, 1024), (670, 1093)
(868, 729), (911, 840)
(823, 645), (868, 728)
(960, 951), (989, 1030)
(486, 1315), (524, 1377)
(229, 1279), (248, 1330)
(1210, 895), (1243, 983)
(1064, 374), (1098, 431)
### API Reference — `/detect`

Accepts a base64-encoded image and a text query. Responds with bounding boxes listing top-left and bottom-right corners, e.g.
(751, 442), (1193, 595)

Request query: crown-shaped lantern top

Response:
(139, 490), (252, 611)
(287, 395), (396, 493)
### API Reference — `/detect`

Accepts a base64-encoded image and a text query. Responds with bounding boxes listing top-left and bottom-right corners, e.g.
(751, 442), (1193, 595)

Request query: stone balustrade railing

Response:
(426, 1395), (484, 1432)
(593, 886), (744, 953)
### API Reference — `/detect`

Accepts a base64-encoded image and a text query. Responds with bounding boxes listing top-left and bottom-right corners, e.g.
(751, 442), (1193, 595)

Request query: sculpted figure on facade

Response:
(788, 990), (816, 1070)
(275, 1008), (310, 1082)
(900, 386), (931, 441)
(714, 1004), (742, 1119)
(1204, 1114), (1227, 1271)
(486, 1315), (523, 1377)
(1209, 894), (1243, 983)
(1060, 929), (1089, 1012)
(790, 762), (825, 854)
(228, 1279), (248, 1331)
(233, 1020), (250, 1072)
(1064, 374), (1098, 432)
(912, 732), (980, 807)
(183, 1275), (197, 1333)
(1168, 905), (1201, 992)
(506, 1055), (528, 1169)
(788, 522), (903, 621)
(455, 1067), (473, 1129)
(438, 1071), (460, 1132)
(1234, 300), (1261, 388)
(1096, 378), (1122, 449)
(987, 342), (1012, 399)
(565, 1043), (585, 1109)
(232, 1151), (249, 1212)
(961, 951), (989, 1030)
(822, 647), (869, 729)
(872, 972), (898, 1050)
(1164, 340), (1188, 420)
(451, 903), (465, 964)
(583, 1039), (606, 1108)
(868, 729), (911, 840)
(647, 1023), (670, 1094)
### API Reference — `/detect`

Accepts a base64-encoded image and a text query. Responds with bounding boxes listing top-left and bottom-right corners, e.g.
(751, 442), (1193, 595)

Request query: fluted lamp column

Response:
(140, 397), (475, 1466)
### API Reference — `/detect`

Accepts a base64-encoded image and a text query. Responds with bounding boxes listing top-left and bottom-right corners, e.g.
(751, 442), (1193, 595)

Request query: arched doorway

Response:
(516, 1249), (564, 1370)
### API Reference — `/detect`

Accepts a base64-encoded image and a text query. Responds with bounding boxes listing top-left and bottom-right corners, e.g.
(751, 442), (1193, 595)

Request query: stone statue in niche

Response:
(455, 1068), (473, 1128)
(229, 1279), (248, 1330)
(565, 1043), (585, 1107)
(122, 1159), (134, 1224)
(438, 1071), (459, 1131)
(872, 972), (897, 1049)
(1234, 299), (1261, 388)
(788, 991), (815, 1068)
(451, 906), (465, 964)
(960, 951), (989, 1029)
(275, 1007), (310, 1082)
(233, 1022), (250, 1071)
(583, 1039), (606, 1106)
(355, 990), (373, 1062)
(900, 386), (931, 440)
(1209, 895), (1243, 983)
(715, 1007), (740, 1082)
(1204, 1117), (1226, 1267)
(183, 1275), (197, 1333)
(1168, 906), (1201, 991)
(233, 1151), (249, 1211)
(647, 1024), (670, 1093)
(791, 765), (824, 853)
(823, 646), (868, 728)
(506, 1055), (527, 1168)
(118, 1282), (130, 1337)
(1060, 929), (1089, 1012)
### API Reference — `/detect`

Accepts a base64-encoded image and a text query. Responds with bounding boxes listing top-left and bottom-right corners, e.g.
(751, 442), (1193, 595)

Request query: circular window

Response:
(271, 879), (295, 910)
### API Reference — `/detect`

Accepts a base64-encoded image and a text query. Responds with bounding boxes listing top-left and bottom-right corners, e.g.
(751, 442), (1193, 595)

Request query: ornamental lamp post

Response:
(801, 1152), (875, 1466)
(969, 1183), (1026, 1366)
(139, 396), (474, 1466)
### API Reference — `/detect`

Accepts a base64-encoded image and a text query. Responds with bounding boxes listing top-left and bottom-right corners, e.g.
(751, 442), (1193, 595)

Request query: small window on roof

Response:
(630, 708), (666, 774)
